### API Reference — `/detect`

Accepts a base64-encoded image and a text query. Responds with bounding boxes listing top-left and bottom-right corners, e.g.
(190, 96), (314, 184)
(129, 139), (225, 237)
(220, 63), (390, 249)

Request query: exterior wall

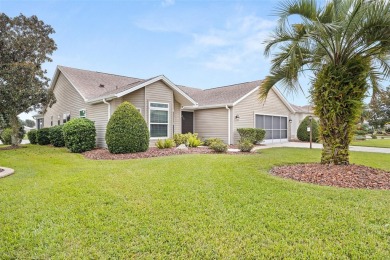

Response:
(232, 88), (291, 144)
(194, 108), (229, 143)
(122, 88), (145, 117)
(43, 72), (110, 147)
(174, 100), (182, 135)
(145, 81), (174, 146)
(88, 103), (109, 147)
(43, 73), (86, 128)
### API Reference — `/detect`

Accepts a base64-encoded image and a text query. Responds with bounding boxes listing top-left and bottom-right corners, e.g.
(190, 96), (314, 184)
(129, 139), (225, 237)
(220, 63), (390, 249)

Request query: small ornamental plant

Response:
(63, 118), (96, 153)
(36, 128), (51, 145)
(297, 116), (319, 142)
(49, 125), (65, 147)
(106, 102), (149, 154)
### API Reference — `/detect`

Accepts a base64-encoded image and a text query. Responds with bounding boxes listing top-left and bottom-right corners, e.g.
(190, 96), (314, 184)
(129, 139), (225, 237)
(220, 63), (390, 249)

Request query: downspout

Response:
(103, 98), (110, 120)
(225, 105), (231, 145)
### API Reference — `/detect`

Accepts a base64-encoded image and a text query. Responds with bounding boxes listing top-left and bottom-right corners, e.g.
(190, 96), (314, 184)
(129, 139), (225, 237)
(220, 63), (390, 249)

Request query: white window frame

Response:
(149, 102), (169, 139)
(79, 109), (86, 118)
(253, 113), (288, 144)
(63, 112), (71, 124)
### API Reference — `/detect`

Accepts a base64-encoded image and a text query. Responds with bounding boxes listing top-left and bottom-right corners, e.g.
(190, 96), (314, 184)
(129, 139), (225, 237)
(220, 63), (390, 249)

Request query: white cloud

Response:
(161, 0), (175, 7)
(179, 15), (276, 71)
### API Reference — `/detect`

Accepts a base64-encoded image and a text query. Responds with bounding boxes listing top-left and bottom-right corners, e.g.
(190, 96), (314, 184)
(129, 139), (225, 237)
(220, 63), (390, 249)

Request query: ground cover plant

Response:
(351, 139), (390, 148)
(0, 146), (389, 258)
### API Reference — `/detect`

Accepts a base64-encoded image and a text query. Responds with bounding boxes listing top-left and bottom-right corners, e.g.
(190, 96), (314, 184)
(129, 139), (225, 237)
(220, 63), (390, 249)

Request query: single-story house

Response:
(37, 65), (312, 147)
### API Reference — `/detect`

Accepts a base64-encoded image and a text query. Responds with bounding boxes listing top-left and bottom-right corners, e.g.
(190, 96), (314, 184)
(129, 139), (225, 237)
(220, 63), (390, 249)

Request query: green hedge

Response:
(297, 116), (319, 142)
(0, 128), (12, 145)
(27, 129), (38, 144)
(106, 102), (149, 154)
(37, 128), (51, 145)
(237, 128), (266, 144)
(49, 125), (65, 147)
(63, 118), (96, 153)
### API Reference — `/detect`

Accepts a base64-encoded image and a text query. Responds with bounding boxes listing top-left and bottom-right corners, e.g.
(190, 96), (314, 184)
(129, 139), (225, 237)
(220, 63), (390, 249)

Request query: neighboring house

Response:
(289, 104), (315, 140)
(39, 65), (311, 147)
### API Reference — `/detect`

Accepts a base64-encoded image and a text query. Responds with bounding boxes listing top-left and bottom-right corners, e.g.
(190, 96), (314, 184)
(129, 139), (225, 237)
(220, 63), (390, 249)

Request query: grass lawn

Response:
(351, 138), (390, 148)
(0, 146), (389, 258)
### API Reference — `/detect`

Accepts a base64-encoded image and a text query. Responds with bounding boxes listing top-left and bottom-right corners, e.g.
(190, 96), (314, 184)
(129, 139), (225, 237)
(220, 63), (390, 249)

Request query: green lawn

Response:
(0, 146), (389, 258)
(351, 138), (390, 148)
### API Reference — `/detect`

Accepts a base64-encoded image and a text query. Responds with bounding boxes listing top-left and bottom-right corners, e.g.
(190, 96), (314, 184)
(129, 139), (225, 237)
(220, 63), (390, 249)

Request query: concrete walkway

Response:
(253, 142), (390, 154)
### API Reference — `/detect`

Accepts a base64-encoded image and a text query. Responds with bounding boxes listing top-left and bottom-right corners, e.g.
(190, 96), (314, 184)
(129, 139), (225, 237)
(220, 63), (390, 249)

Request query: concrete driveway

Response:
(254, 141), (390, 154)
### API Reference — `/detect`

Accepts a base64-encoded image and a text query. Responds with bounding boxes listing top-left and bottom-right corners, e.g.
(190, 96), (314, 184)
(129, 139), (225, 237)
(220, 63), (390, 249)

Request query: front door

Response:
(181, 111), (193, 134)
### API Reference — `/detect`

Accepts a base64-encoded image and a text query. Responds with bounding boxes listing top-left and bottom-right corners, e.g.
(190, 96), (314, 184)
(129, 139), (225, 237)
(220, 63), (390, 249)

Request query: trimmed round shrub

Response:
(106, 102), (149, 154)
(63, 118), (96, 153)
(49, 125), (65, 147)
(27, 129), (38, 144)
(237, 128), (266, 144)
(203, 137), (223, 146)
(238, 140), (254, 152)
(37, 128), (51, 145)
(0, 128), (12, 145)
(297, 116), (319, 142)
(255, 129), (266, 143)
(210, 140), (228, 153)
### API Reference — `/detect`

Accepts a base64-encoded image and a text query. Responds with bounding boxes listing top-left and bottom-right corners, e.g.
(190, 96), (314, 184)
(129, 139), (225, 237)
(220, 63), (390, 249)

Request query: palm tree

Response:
(261, 0), (390, 165)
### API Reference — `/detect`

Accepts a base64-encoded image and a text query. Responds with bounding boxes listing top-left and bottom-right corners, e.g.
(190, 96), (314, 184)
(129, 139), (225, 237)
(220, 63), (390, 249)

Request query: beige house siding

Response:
(88, 103), (109, 147)
(194, 108), (229, 143)
(174, 101), (182, 134)
(232, 88), (291, 144)
(122, 88), (145, 117)
(43, 73), (86, 128)
(145, 81), (174, 146)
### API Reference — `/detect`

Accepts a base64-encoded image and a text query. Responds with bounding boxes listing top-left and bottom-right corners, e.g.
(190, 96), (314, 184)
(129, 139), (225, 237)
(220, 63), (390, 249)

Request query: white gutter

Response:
(103, 98), (111, 120)
(225, 105), (231, 145)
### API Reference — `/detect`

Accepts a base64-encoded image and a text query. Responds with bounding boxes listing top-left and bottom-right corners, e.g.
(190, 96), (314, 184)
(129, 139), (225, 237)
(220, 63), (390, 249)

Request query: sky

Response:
(2, 0), (315, 120)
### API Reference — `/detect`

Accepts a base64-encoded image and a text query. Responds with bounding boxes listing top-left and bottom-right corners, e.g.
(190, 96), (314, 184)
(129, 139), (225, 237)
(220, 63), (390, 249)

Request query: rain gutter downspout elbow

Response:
(103, 98), (110, 120)
(225, 105), (231, 145)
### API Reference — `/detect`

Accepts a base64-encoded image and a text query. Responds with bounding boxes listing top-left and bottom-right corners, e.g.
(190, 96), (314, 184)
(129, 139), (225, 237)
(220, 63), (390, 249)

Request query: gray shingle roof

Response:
(178, 80), (262, 106)
(57, 66), (262, 106)
(58, 66), (143, 100)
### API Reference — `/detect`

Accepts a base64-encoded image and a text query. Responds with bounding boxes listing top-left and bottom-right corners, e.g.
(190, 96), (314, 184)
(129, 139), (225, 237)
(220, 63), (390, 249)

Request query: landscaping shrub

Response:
(297, 116), (319, 142)
(371, 134), (377, 139)
(239, 140), (254, 152)
(49, 125), (65, 147)
(203, 137), (223, 146)
(155, 139), (175, 149)
(106, 102), (149, 154)
(36, 128), (51, 145)
(354, 135), (366, 141)
(187, 133), (201, 147)
(27, 129), (38, 144)
(210, 141), (228, 153)
(237, 128), (266, 144)
(63, 118), (96, 153)
(173, 133), (202, 147)
(173, 133), (188, 146)
(354, 129), (367, 136)
(0, 128), (12, 145)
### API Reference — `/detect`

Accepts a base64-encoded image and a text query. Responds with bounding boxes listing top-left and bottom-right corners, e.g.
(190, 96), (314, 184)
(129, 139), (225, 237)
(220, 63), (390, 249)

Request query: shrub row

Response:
(28, 118), (96, 153)
(237, 128), (266, 144)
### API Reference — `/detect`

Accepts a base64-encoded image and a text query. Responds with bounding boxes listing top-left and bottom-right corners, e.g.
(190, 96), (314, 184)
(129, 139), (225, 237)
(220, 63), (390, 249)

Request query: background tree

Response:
(367, 87), (390, 129)
(24, 119), (36, 128)
(0, 13), (56, 146)
(261, 0), (390, 165)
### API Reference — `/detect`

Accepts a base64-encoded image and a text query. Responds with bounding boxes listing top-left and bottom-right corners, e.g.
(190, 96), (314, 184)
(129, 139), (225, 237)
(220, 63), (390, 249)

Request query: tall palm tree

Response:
(261, 0), (390, 165)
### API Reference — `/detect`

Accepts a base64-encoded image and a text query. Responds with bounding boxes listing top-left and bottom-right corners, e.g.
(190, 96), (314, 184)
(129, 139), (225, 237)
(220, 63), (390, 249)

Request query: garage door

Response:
(255, 115), (288, 143)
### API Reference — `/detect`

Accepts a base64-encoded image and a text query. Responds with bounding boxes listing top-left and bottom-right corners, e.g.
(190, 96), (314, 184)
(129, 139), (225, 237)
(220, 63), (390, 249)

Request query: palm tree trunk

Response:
(312, 63), (368, 165)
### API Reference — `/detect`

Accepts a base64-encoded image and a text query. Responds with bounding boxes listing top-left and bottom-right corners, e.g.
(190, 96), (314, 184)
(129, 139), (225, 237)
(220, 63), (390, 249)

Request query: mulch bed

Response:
(271, 163), (390, 190)
(83, 147), (245, 160)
